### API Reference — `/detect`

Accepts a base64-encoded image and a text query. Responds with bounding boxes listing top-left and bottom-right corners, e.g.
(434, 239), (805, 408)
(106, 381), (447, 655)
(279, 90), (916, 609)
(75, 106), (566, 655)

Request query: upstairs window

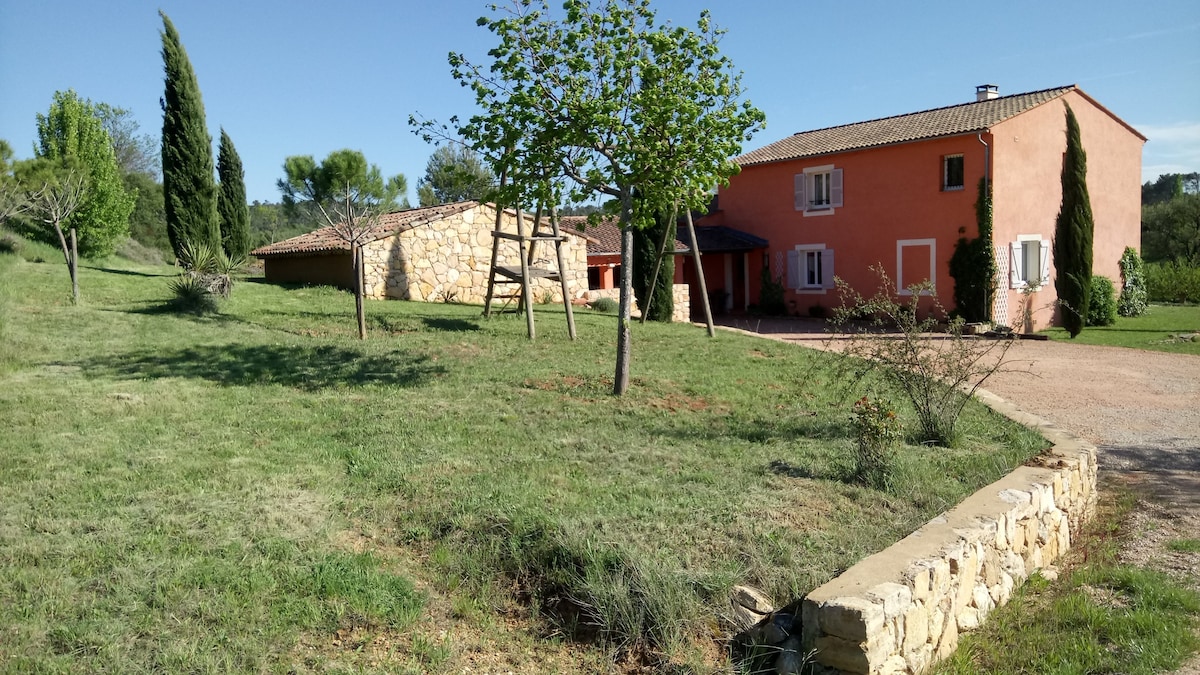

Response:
(794, 165), (843, 216)
(943, 154), (964, 191)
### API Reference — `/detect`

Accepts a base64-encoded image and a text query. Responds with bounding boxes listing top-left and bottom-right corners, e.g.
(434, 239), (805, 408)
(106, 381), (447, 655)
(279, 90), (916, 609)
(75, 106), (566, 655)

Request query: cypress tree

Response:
(632, 208), (675, 322)
(216, 129), (250, 257)
(1053, 104), (1095, 337)
(160, 10), (218, 260)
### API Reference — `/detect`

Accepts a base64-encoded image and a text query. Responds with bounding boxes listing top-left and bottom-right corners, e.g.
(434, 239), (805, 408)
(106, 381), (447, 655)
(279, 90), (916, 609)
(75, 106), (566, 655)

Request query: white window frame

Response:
(794, 164), (843, 217)
(786, 244), (835, 294)
(1010, 235), (1051, 289)
(896, 238), (937, 296)
(942, 154), (964, 191)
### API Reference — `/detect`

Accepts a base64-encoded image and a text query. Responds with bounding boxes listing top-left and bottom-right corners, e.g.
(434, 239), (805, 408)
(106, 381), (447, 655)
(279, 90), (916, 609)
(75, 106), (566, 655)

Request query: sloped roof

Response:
(251, 201), (481, 257)
(559, 215), (690, 256)
(737, 85), (1079, 166)
(680, 225), (768, 253)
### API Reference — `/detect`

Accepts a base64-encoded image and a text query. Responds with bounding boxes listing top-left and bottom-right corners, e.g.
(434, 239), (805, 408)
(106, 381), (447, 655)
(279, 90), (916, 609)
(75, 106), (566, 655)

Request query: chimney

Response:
(976, 84), (999, 102)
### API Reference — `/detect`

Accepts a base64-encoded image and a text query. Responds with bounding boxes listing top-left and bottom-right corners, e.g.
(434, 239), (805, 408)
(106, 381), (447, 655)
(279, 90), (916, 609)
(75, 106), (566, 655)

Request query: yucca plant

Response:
(178, 239), (245, 299)
(167, 274), (220, 315)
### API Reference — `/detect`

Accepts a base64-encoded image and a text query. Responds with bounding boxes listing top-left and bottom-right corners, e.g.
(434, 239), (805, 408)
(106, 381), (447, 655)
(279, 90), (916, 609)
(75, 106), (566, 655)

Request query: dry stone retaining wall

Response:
(360, 204), (588, 305)
(799, 389), (1099, 674)
(585, 284), (691, 323)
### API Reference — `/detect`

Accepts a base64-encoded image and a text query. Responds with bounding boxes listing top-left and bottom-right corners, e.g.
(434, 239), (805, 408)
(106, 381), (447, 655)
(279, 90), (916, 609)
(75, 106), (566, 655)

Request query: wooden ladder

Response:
(482, 202), (577, 341)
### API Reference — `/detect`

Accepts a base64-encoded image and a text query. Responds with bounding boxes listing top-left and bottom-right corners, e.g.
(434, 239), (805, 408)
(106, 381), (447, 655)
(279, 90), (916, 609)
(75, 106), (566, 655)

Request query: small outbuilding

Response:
(251, 201), (590, 305)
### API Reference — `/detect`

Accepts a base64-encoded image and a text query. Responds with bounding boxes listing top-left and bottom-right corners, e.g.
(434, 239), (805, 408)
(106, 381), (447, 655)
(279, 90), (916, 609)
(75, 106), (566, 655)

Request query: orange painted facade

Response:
(706, 88), (1144, 329)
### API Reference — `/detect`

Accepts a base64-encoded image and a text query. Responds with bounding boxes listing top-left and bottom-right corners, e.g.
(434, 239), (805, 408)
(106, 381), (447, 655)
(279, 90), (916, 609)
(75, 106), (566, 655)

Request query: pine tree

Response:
(160, 10), (218, 260)
(216, 129), (249, 257)
(1053, 104), (1094, 338)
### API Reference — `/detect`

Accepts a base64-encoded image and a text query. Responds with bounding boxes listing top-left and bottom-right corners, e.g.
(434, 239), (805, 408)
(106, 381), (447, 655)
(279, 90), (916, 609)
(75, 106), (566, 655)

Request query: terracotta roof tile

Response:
(559, 215), (689, 256)
(251, 201), (481, 257)
(737, 85), (1076, 166)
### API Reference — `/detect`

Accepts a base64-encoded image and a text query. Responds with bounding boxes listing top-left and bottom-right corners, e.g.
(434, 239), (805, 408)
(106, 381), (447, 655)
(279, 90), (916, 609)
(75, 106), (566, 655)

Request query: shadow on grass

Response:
(767, 458), (851, 483)
(420, 317), (480, 332)
(88, 266), (176, 278)
(77, 344), (444, 390)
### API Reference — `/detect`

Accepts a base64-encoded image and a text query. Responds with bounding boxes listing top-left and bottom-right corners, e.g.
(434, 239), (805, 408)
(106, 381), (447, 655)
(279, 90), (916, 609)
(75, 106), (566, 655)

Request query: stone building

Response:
(251, 201), (589, 305)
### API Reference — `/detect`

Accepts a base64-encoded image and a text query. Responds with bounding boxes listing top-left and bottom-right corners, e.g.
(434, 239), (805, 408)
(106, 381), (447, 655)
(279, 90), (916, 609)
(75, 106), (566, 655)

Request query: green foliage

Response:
(123, 171), (170, 253)
(631, 207), (675, 322)
(588, 296), (617, 313)
(1142, 172), (1199, 206)
(757, 262), (787, 316)
(167, 274), (221, 315)
(1041, 304), (1200, 355)
(1117, 247), (1148, 317)
(1142, 193), (1200, 265)
(1053, 104), (1095, 338)
(831, 266), (1014, 447)
(278, 149), (408, 228)
(1145, 260), (1200, 304)
(34, 90), (134, 258)
(160, 11), (219, 259)
(949, 179), (997, 322)
(851, 396), (901, 490)
(416, 145), (494, 206)
(216, 129), (250, 258)
(1086, 275), (1118, 326)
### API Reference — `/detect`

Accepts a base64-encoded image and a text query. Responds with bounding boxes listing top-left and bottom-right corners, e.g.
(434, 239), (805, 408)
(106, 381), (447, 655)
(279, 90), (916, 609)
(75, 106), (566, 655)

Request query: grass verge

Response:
(1041, 303), (1200, 354)
(0, 257), (1047, 673)
(933, 485), (1200, 674)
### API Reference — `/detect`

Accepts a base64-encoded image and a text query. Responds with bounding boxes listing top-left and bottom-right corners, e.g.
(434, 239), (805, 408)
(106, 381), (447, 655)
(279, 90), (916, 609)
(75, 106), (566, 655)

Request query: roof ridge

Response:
(787, 84), (1075, 138)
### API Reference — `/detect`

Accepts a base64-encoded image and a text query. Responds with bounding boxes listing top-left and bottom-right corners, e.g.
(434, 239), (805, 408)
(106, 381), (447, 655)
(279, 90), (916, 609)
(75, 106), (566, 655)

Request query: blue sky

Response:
(2, 1), (1197, 204)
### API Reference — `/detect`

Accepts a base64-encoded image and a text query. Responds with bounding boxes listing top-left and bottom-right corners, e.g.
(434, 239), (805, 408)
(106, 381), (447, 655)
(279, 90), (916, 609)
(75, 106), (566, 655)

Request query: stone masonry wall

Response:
(800, 390), (1099, 674)
(585, 284), (691, 323)
(360, 204), (588, 304)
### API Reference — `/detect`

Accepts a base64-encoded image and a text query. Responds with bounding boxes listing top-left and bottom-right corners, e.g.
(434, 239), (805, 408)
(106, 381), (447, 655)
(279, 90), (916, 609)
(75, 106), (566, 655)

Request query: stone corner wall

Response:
(584, 283), (690, 323)
(360, 204), (589, 305)
(800, 390), (1099, 675)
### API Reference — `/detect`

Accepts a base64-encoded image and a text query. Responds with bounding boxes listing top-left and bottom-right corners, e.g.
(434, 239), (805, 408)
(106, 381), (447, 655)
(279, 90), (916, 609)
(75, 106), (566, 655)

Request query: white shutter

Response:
(1010, 241), (1023, 288)
(1039, 239), (1051, 286)
(794, 174), (807, 212)
(830, 169), (844, 208)
(821, 249), (836, 288)
(786, 249), (800, 289)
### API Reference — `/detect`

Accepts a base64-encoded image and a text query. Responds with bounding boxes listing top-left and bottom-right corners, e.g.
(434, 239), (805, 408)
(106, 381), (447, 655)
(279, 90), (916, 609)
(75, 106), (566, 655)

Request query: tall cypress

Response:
(160, 11), (218, 260)
(216, 128), (250, 257)
(632, 208), (676, 322)
(1053, 104), (1095, 337)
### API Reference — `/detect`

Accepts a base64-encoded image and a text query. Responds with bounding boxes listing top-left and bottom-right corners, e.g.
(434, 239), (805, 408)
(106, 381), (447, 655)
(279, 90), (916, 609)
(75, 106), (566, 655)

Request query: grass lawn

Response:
(1041, 304), (1200, 355)
(0, 254), (1046, 673)
(933, 487), (1200, 675)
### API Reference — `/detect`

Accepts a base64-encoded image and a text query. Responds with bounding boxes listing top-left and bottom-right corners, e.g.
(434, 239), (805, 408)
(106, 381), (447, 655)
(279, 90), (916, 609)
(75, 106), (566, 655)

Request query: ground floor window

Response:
(787, 244), (834, 291)
(1009, 236), (1050, 288)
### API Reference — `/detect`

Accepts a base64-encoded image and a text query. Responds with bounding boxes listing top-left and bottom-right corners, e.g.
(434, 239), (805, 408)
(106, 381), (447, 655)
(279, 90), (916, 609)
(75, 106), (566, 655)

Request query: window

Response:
(943, 154), (964, 191)
(786, 244), (834, 291)
(896, 239), (937, 295)
(794, 165), (843, 215)
(1009, 236), (1050, 288)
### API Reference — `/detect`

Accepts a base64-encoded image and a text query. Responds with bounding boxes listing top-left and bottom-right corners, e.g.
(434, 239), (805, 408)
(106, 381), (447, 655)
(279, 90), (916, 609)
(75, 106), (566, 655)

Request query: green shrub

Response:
(589, 296), (617, 313)
(1117, 247), (1148, 317)
(851, 396), (902, 490)
(167, 275), (221, 315)
(1146, 261), (1200, 304)
(0, 231), (21, 255)
(1086, 276), (1118, 326)
(757, 265), (786, 315)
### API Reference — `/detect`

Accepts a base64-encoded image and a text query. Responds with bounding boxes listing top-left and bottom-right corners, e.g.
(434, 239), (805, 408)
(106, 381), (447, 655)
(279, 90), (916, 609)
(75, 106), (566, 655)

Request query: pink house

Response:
(701, 85), (1145, 330)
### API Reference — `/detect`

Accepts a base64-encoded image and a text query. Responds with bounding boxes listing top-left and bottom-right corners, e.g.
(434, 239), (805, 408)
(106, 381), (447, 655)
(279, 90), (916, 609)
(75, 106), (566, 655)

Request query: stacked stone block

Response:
(800, 392), (1099, 674)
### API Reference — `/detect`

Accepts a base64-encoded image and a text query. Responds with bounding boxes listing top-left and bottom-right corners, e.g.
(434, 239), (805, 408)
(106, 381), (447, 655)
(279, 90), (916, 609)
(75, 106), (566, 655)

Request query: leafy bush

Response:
(167, 275), (220, 315)
(831, 266), (1013, 447)
(589, 296), (617, 313)
(1117, 247), (1148, 317)
(757, 266), (786, 315)
(1146, 261), (1200, 304)
(0, 231), (21, 255)
(851, 396), (902, 489)
(1086, 276), (1118, 326)
(178, 239), (245, 299)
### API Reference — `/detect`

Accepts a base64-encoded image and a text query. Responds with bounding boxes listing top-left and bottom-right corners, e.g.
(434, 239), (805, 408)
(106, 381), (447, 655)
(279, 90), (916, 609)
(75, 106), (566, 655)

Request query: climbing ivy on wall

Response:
(949, 177), (998, 323)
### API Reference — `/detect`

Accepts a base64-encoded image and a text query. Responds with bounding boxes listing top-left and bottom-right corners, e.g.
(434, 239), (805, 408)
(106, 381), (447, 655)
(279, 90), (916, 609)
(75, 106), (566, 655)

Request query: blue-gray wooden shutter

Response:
(794, 174), (806, 212)
(830, 169), (844, 207)
(786, 249), (800, 289)
(821, 249), (836, 288)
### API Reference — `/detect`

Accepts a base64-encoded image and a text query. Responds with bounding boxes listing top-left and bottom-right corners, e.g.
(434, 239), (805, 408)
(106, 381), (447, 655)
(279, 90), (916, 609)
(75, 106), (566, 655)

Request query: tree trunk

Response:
(69, 228), (79, 305)
(354, 244), (366, 340)
(613, 206), (634, 395)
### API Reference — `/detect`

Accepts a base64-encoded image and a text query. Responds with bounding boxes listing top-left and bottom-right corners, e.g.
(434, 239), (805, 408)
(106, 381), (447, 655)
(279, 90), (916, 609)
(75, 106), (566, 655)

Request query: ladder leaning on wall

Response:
(482, 201), (577, 341)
